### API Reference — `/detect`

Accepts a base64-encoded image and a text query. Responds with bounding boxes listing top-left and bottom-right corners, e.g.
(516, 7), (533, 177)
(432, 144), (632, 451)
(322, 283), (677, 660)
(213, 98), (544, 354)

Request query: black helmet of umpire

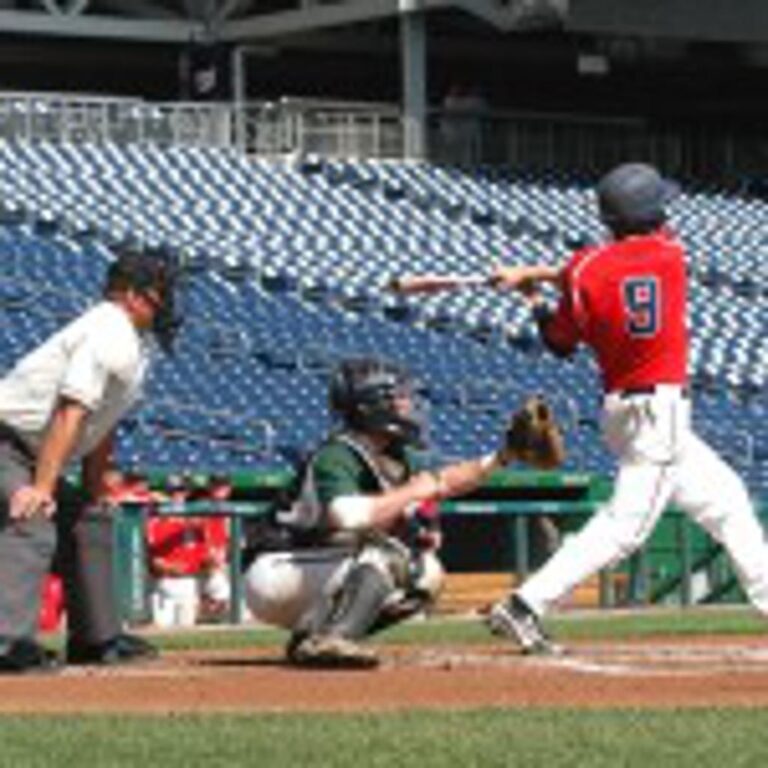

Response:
(329, 357), (423, 447)
(597, 162), (679, 238)
(105, 248), (182, 353)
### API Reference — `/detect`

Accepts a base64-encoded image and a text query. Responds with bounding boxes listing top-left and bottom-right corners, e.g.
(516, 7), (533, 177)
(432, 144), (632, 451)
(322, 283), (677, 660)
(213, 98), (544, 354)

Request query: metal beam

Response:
(97, 0), (185, 19)
(41, 0), (90, 15)
(220, 0), (400, 41)
(0, 1), (565, 44)
(0, 9), (200, 41)
(401, 6), (427, 159)
(220, 0), (564, 42)
(449, 0), (567, 31)
(214, 0), (255, 22)
(569, 0), (768, 43)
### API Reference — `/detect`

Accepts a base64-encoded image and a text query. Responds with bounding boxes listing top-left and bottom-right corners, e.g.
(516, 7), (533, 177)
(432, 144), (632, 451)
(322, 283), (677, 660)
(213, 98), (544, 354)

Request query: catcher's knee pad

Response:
(356, 536), (411, 591)
(372, 553), (444, 634)
(412, 551), (445, 601)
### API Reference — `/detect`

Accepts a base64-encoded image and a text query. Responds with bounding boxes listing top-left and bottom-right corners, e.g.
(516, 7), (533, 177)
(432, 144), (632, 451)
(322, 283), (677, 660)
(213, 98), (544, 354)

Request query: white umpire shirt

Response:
(0, 301), (152, 460)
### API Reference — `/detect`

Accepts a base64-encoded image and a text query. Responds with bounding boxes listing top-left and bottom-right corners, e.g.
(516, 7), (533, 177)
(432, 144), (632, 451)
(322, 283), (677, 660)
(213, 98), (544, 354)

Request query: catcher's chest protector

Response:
(278, 434), (406, 536)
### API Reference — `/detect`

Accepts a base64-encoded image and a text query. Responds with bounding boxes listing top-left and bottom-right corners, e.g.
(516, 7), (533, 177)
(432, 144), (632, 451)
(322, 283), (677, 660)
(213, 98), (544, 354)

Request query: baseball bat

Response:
(388, 273), (493, 295)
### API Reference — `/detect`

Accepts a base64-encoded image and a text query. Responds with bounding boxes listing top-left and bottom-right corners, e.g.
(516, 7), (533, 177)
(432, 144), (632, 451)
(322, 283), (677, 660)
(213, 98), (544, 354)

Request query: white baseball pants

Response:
(518, 385), (768, 616)
(244, 546), (444, 630)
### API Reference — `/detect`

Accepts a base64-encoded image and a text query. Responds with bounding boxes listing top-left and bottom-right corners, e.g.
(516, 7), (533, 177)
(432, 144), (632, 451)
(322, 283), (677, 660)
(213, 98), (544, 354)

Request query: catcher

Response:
(244, 356), (564, 668)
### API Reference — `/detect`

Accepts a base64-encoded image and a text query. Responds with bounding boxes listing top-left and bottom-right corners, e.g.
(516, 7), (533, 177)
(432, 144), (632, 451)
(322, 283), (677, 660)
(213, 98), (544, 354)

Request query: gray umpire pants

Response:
(0, 435), (121, 651)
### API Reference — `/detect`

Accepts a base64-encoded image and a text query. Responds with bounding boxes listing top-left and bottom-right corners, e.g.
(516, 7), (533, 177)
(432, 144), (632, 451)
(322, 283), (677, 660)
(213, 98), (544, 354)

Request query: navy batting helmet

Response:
(597, 163), (679, 235)
(329, 357), (423, 446)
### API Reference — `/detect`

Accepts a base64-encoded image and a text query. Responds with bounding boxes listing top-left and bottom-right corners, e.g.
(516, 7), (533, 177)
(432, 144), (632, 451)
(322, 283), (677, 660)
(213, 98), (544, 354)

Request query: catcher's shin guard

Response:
(288, 564), (392, 669)
(297, 563), (392, 641)
(324, 563), (392, 640)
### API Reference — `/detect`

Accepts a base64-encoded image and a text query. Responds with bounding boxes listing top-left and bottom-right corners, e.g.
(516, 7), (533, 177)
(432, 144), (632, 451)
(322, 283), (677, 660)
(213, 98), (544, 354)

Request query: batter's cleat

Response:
(67, 632), (159, 666)
(0, 639), (61, 674)
(487, 594), (562, 656)
(288, 634), (380, 670)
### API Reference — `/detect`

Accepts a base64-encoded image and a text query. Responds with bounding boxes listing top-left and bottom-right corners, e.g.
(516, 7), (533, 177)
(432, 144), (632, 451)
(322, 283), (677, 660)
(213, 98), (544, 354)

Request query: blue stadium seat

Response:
(0, 141), (764, 491)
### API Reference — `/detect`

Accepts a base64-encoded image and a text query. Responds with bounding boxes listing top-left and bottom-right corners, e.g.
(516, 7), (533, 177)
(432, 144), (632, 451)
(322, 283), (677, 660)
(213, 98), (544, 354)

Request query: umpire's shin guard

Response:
(57, 505), (121, 645)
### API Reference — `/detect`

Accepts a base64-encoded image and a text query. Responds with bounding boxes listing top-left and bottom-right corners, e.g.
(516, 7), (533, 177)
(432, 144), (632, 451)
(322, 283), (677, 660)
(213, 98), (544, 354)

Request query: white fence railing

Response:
(0, 91), (762, 180)
(0, 93), (239, 149)
(0, 92), (405, 159)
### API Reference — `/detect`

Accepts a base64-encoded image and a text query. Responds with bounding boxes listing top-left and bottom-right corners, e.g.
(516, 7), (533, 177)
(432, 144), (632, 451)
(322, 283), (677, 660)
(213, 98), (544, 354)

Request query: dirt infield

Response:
(2, 636), (768, 713)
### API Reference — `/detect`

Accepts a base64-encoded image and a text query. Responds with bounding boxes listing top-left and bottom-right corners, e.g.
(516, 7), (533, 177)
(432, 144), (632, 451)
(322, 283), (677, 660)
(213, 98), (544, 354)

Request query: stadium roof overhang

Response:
(0, 1), (568, 43)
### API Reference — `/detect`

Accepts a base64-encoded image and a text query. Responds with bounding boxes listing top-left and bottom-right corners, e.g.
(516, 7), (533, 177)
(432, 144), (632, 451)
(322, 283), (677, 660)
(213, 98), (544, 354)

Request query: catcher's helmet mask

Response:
(597, 162), (679, 236)
(105, 249), (184, 353)
(329, 358), (425, 447)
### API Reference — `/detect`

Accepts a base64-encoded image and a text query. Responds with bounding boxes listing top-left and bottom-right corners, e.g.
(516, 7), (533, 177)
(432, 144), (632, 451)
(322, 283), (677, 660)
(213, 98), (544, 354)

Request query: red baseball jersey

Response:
(146, 516), (221, 576)
(545, 230), (689, 393)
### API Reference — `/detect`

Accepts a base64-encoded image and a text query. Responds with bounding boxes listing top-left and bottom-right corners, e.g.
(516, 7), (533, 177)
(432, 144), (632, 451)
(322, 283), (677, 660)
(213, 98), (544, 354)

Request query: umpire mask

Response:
(329, 358), (426, 448)
(105, 249), (183, 354)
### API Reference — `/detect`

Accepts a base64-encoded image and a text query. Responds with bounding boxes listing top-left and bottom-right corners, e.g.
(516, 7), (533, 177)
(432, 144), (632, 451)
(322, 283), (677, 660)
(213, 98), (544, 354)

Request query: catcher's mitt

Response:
(500, 396), (565, 470)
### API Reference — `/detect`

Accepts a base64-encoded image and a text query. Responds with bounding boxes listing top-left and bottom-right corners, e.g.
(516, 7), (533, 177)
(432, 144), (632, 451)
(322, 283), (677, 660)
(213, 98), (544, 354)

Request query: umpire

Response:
(0, 249), (180, 673)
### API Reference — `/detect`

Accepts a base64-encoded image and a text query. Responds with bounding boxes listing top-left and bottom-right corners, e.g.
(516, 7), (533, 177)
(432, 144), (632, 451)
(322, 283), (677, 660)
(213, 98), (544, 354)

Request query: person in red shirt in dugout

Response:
(188, 473), (233, 622)
(146, 474), (232, 626)
(102, 465), (159, 506)
(486, 162), (768, 654)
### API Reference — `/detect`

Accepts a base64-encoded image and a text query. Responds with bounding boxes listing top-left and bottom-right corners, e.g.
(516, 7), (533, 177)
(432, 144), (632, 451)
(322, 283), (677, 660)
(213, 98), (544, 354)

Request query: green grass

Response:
(15, 607), (767, 768)
(3, 709), (768, 768)
(133, 604), (765, 653)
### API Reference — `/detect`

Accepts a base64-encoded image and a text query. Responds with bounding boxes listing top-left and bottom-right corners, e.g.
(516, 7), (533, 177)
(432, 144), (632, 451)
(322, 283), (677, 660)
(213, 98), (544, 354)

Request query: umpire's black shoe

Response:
(0, 639), (61, 674)
(66, 632), (159, 666)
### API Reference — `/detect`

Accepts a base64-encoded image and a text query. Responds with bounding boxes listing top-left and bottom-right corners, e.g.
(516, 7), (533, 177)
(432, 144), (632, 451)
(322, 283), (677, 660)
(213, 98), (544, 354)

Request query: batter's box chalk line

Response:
(385, 643), (768, 677)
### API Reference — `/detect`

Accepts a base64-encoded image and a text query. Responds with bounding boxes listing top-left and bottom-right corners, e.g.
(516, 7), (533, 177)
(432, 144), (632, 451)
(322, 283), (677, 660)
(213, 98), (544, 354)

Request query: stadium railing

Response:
(116, 499), (273, 625)
(0, 92), (403, 158)
(113, 470), (767, 626)
(2, 91), (764, 177)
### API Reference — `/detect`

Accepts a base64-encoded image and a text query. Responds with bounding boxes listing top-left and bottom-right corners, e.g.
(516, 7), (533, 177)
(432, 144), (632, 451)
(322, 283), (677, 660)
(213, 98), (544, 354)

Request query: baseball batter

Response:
(488, 162), (768, 653)
(244, 356), (531, 668)
(0, 250), (180, 672)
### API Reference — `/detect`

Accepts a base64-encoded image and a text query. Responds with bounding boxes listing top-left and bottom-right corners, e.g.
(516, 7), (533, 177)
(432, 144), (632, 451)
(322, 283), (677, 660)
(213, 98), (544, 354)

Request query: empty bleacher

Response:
(0, 140), (765, 497)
